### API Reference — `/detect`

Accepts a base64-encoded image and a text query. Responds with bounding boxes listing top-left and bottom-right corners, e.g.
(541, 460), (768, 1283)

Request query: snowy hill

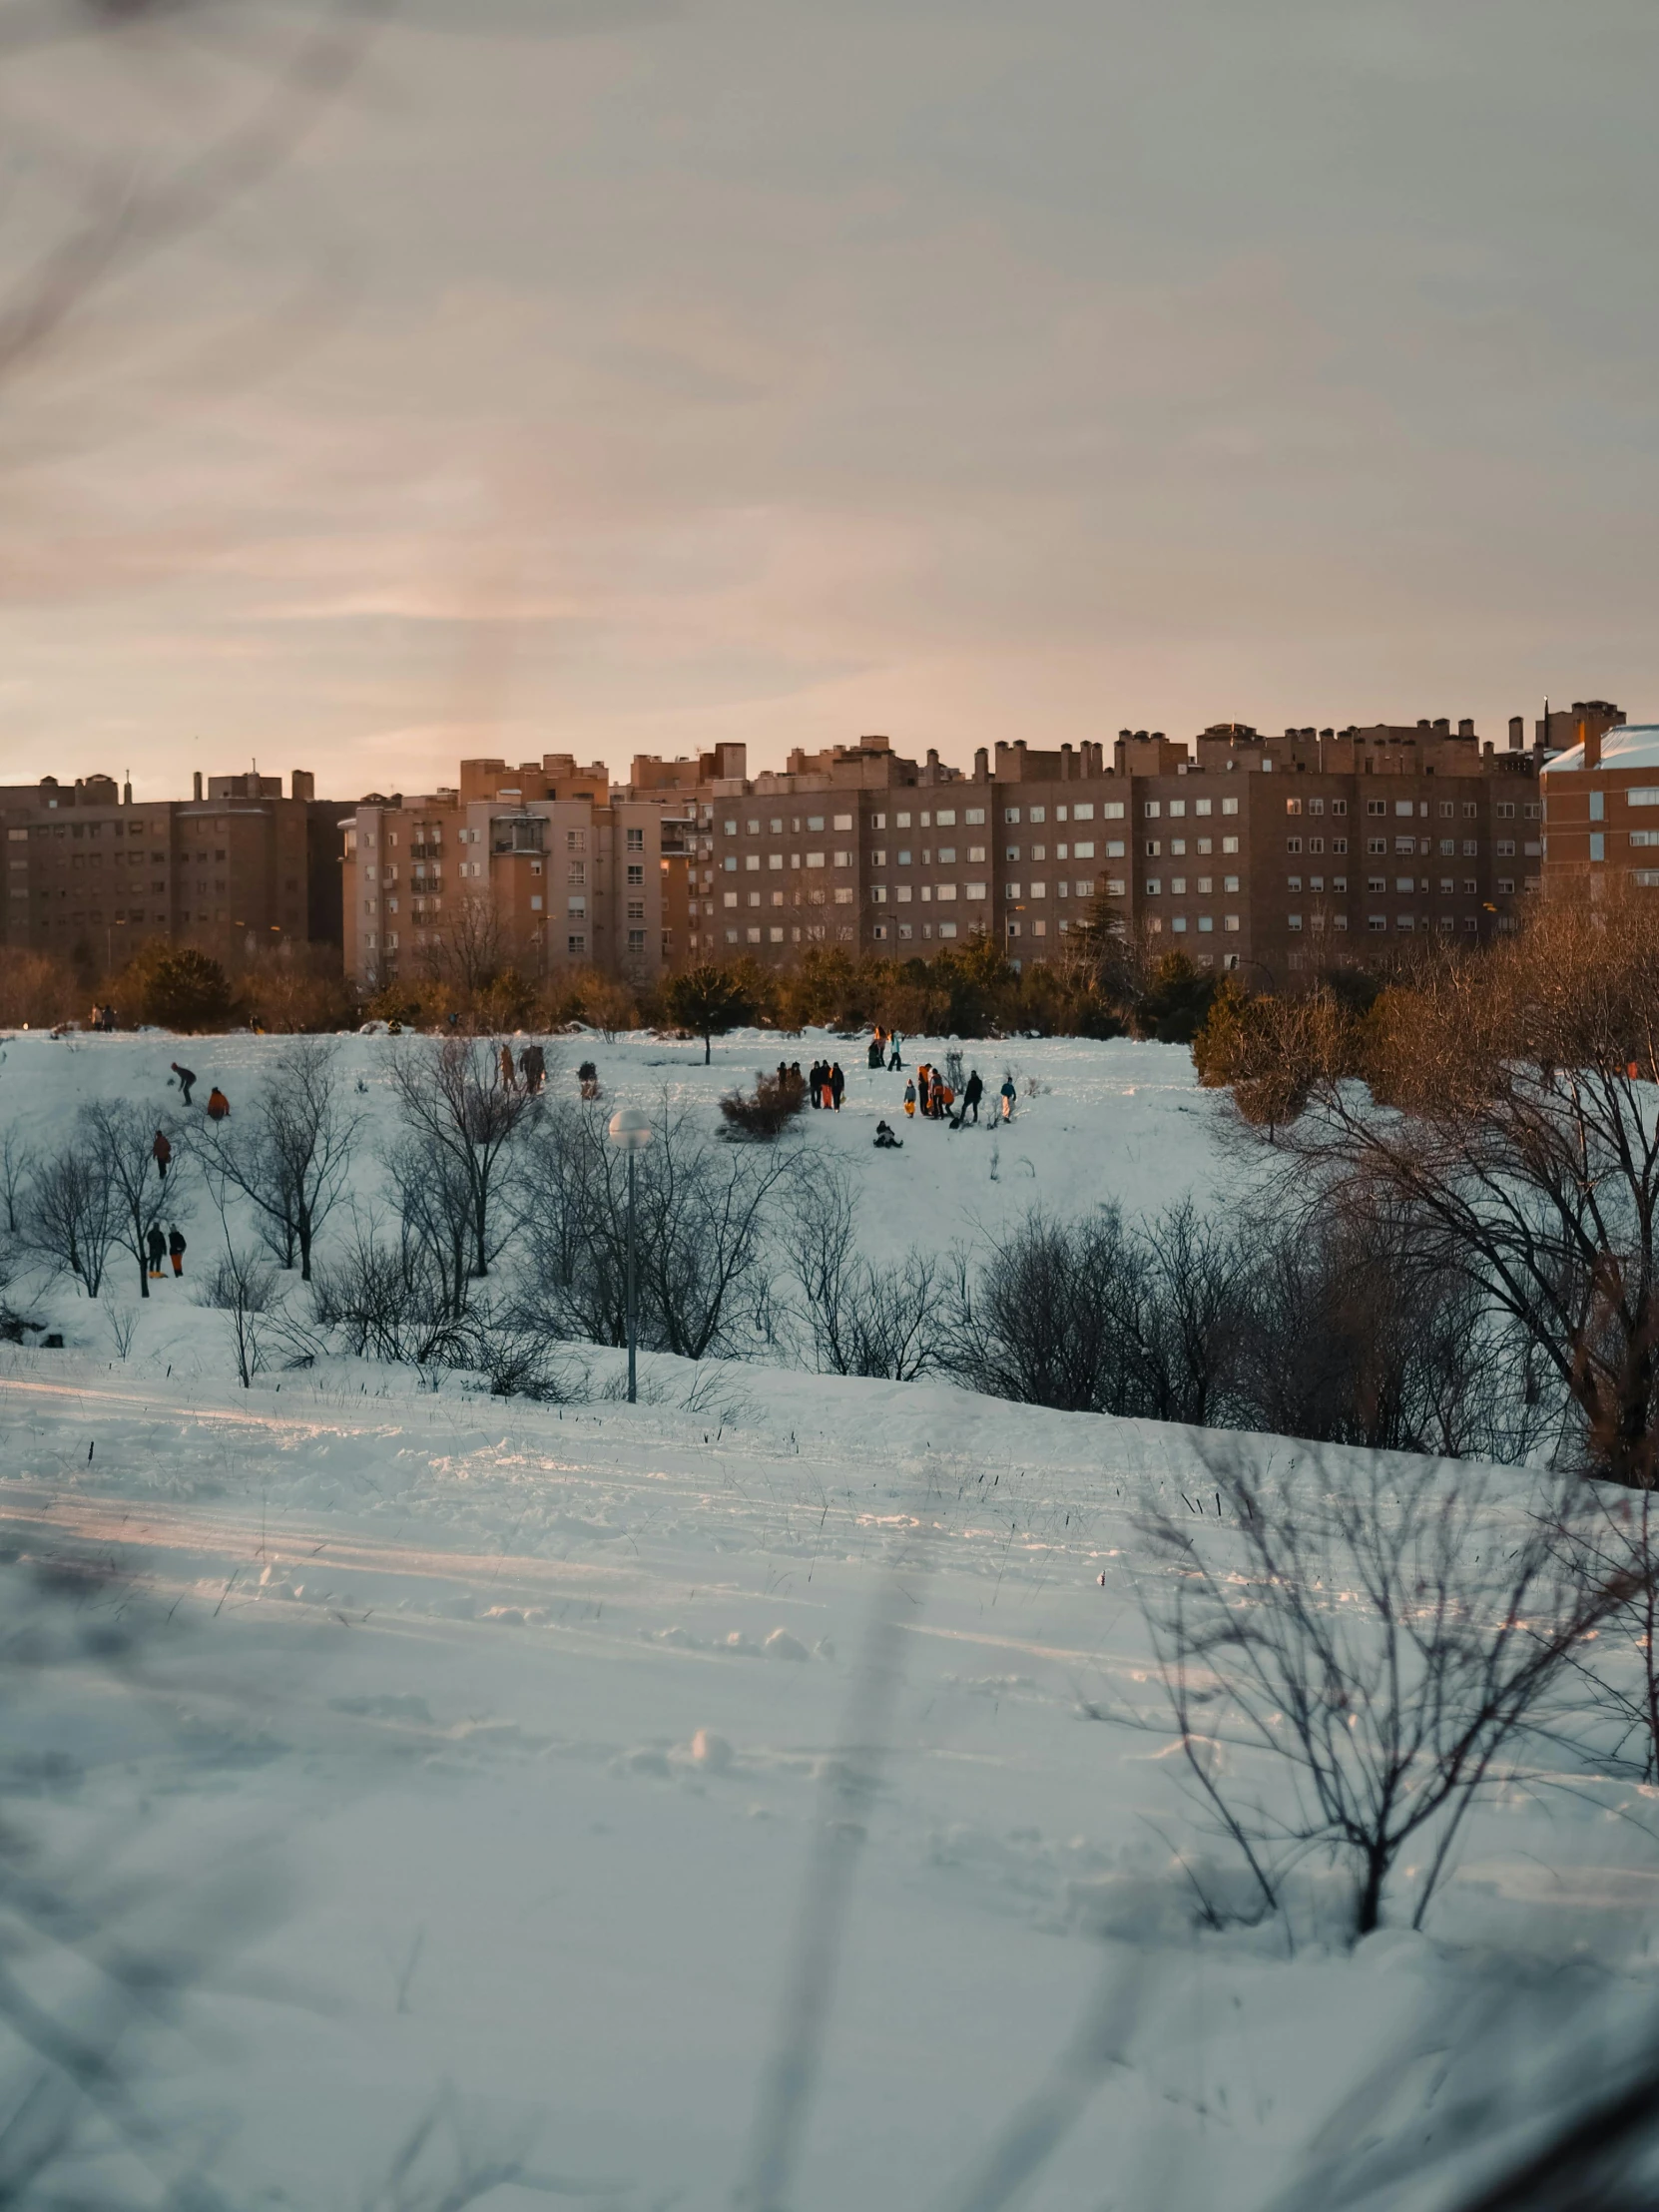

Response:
(0, 1028), (1649, 2208)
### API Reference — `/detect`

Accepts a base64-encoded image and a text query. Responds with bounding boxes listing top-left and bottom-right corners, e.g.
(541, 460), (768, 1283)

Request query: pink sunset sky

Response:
(0, 0), (1653, 798)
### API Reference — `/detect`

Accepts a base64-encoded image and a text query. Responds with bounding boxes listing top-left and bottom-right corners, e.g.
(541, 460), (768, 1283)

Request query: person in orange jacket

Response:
(206, 1087), (230, 1121)
(902, 1079), (916, 1118)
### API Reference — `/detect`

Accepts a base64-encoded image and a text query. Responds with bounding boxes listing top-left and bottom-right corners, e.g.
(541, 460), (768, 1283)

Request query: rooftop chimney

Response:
(193, 771), (203, 803)
(973, 747), (988, 782)
(291, 770), (314, 802)
(1584, 718), (1602, 772)
(1457, 718), (1474, 738)
(1508, 717), (1523, 751)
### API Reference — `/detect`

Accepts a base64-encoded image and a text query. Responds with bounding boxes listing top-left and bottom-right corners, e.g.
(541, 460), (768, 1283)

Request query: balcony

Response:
(491, 816), (545, 856)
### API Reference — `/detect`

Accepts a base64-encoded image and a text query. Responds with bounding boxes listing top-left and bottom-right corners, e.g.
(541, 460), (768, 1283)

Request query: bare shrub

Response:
(1236, 1199), (1554, 1462)
(0, 1128), (29, 1236)
(26, 1141), (120, 1299)
(198, 1035), (359, 1280)
(786, 1168), (944, 1381)
(721, 1067), (807, 1140)
(102, 1301), (139, 1362)
(1126, 1198), (1250, 1427)
(1132, 1453), (1633, 1941)
(950, 1209), (1147, 1413)
(1550, 1486), (1659, 1785)
(308, 1210), (473, 1369)
(521, 1097), (792, 1360)
(200, 1248), (280, 1387)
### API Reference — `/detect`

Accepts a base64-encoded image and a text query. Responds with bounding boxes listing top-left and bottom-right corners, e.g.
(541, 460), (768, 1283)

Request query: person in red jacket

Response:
(206, 1088), (230, 1121)
(152, 1130), (171, 1180)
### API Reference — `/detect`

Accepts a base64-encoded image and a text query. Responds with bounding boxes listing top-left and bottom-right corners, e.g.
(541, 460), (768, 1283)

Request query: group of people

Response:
(894, 1059), (1017, 1132)
(86, 1003), (118, 1032)
(145, 1225), (188, 1279)
(866, 1027), (904, 1071)
(169, 1062), (230, 1118)
(499, 1042), (548, 1091)
(806, 1059), (846, 1110)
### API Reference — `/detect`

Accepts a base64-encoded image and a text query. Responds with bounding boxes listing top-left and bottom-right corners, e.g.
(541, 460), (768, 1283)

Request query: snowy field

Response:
(0, 1028), (1652, 2209)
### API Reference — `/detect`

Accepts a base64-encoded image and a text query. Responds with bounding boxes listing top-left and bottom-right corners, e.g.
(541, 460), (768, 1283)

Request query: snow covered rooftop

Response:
(1542, 723), (1659, 775)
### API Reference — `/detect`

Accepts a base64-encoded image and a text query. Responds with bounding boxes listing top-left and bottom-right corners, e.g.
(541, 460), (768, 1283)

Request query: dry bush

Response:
(720, 1068), (807, 1139)
(239, 943), (357, 1032)
(1235, 892), (1659, 1484)
(786, 1168), (944, 1380)
(1132, 1452), (1635, 1942)
(0, 949), (79, 1028)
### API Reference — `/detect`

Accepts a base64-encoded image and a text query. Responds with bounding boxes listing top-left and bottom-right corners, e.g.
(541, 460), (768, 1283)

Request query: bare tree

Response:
(381, 1129), (480, 1322)
(521, 1097), (792, 1360)
(0, 1127), (29, 1236)
(200, 1246), (279, 1387)
(1211, 899), (1659, 1484)
(196, 1037), (358, 1281)
(26, 1140), (120, 1298)
(387, 1037), (542, 1285)
(1132, 1452), (1635, 1941)
(78, 1099), (175, 1300)
(786, 1167), (944, 1381)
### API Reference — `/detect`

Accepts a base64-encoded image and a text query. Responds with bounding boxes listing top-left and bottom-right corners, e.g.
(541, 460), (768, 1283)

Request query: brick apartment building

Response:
(1538, 705), (1657, 898)
(340, 750), (739, 995)
(699, 719), (1559, 983)
(1, 768), (345, 972)
(341, 709), (1583, 996)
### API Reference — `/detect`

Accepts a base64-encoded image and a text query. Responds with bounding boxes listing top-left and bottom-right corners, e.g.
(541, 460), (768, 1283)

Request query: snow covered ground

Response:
(0, 1028), (1652, 2208)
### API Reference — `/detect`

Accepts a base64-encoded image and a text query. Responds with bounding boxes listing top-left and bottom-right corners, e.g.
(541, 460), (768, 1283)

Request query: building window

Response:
(568, 934), (586, 954)
(1223, 914), (1240, 931)
(1369, 915), (1387, 931)
(626, 827), (645, 850)
(1287, 914), (1303, 930)
(1590, 834), (1606, 862)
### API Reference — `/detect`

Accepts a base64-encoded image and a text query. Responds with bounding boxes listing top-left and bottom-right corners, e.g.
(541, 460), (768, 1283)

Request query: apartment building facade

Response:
(1538, 710), (1659, 897)
(0, 768), (344, 971)
(341, 705), (1603, 996)
(341, 751), (728, 994)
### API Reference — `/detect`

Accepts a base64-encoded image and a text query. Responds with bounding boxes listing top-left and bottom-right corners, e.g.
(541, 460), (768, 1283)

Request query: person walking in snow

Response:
(902, 1078), (916, 1118)
(146, 1225), (166, 1280)
(808, 1059), (824, 1108)
(499, 1043), (516, 1090)
(887, 1032), (902, 1071)
(999, 1074), (1016, 1122)
(867, 1034), (882, 1070)
(167, 1226), (187, 1278)
(206, 1087), (230, 1122)
(171, 1062), (197, 1106)
(152, 1130), (171, 1180)
(830, 1063), (844, 1111)
(962, 1069), (983, 1124)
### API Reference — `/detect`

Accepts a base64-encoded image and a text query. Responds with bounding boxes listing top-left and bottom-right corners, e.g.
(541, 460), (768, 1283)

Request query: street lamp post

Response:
(607, 1106), (652, 1402)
